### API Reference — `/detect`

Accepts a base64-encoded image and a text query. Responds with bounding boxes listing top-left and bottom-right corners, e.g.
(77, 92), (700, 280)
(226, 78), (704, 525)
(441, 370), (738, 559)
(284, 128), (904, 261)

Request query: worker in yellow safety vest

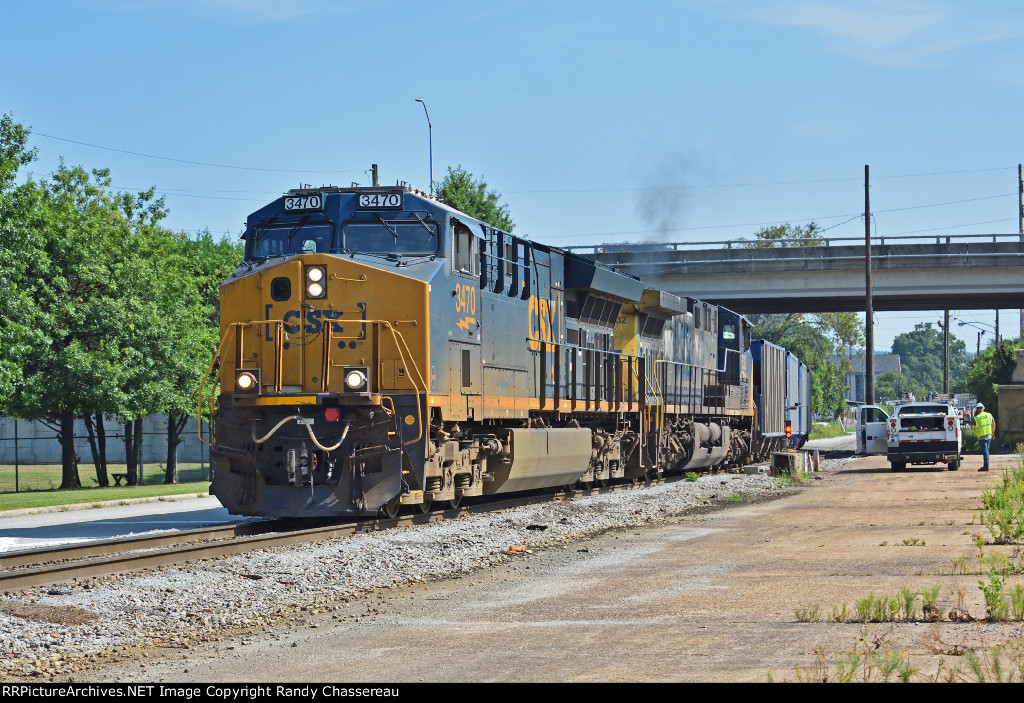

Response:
(973, 402), (995, 472)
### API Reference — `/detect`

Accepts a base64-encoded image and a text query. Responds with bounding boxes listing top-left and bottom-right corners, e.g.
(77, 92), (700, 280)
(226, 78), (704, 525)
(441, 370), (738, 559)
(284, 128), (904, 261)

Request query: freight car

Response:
(201, 184), (808, 518)
(750, 340), (811, 454)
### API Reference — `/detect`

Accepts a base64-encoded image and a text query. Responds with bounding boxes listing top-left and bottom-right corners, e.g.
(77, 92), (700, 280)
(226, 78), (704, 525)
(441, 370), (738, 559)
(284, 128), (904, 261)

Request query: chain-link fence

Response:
(0, 415), (211, 492)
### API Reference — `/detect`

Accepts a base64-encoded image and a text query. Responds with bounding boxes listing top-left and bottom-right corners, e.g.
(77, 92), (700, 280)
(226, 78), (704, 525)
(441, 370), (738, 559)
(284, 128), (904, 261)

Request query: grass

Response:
(782, 628), (1024, 682)
(776, 469), (806, 487)
(0, 462), (212, 512)
(809, 422), (849, 440)
(0, 482), (211, 512)
(0, 461), (210, 492)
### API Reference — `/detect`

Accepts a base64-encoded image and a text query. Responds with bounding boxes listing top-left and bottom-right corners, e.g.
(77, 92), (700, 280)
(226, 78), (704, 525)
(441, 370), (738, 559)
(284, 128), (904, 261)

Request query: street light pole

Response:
(957, 319), (995, 356)
(414, 98), (433, 195)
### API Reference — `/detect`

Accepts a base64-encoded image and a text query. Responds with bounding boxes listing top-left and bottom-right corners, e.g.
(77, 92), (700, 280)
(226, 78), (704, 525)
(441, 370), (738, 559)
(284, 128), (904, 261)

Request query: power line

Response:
(507, 167), (1016, 195)
(874, 192), (1016, 214)
(33, 132), (365, 174)
(885, 218), (1017, 236)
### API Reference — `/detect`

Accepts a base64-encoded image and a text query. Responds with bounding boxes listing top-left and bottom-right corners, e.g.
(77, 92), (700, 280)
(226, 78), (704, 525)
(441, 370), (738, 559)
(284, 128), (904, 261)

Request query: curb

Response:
(0, 492), (213, 519)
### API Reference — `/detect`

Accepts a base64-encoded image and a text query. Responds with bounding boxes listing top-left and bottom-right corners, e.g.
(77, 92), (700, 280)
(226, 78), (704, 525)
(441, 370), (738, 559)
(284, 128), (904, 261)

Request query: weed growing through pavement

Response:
(795, 603), (821, 623)
(979, 448), (1024, 544)
(782, 628), (1024, 682)
(980, 550), (1009, 573)
(958, 643), (1024, 683)
(776, 469), (805, 487)
(831, 603), (849, 623)
(979, 567), (1008, 621)
(798, 586), (951, 624)
(784, 629), (915, 683)
(921, 585), (943, 622)
(898, 585), (920, 621)
(901, 537), (925, 546)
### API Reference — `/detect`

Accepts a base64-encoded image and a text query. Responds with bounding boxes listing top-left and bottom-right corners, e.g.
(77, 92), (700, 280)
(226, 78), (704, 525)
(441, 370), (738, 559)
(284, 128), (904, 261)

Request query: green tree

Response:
(748, 312), (847, 418)
(9, 163), (131, 488)
(739, 222), (824, 248)
(891, 323), (969, 394)
(435, 165), (514, 231)
(958, 338), (1023, 415)
(0, 114), (242, 488)
(153, 229), (242, 483)
(875, 370), (928, 403)
(0, 114), (45, 411)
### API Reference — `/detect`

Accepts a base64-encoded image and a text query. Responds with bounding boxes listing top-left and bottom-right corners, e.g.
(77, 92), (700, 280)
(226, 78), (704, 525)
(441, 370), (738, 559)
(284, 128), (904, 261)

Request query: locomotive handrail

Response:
(197, 329), (232, 448)
(381, 322), (428, 446)
(653, 358), (732, 412)
(197, 320), (289, 446)
(320, 317), (428, 446)
(633, 360), (663, 433)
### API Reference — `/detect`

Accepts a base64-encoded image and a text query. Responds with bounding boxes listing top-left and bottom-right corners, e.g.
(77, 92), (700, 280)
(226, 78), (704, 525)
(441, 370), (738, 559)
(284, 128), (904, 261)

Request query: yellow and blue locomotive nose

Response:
(210, 252), (431, 517)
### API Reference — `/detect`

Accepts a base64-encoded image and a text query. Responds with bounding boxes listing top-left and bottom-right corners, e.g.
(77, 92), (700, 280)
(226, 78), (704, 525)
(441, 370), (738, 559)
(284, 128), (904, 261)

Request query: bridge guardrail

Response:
(563, 232), (1024, 255)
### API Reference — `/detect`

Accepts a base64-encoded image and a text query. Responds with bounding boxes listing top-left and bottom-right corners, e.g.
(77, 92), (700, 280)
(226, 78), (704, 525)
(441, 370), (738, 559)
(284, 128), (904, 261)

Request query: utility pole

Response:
(865, 165), (874, 405)
(1019, 164), (1022, 339)
(942, 311), (950, 394)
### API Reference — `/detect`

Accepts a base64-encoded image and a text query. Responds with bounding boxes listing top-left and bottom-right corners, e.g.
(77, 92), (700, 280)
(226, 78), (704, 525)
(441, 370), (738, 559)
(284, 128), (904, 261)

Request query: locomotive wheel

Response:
(596, 478), (610, 488)
(415, 498), (433, 514)
(443, 496), (461, 510)
(379, 497), (401, 519)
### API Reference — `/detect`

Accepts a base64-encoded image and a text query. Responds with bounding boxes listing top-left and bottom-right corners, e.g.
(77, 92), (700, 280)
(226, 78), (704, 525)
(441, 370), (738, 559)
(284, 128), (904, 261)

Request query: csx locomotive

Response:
(203, 184), (809, 517)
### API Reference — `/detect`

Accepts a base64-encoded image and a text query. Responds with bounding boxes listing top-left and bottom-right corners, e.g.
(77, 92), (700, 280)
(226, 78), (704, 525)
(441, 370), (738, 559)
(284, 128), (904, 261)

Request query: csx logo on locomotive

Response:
(263, 304), (365, 339)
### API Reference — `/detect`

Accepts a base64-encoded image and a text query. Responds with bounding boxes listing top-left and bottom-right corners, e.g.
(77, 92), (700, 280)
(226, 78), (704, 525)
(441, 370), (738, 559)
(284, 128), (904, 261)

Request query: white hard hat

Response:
(976, 403), (984, 409)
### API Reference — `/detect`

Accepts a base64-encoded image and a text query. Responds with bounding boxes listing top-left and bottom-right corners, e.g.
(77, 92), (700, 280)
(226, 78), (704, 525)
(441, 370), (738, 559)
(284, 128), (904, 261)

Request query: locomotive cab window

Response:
(722, 323), (736, 342)
(249, 224), (332, 260)
(341, 219), (438, 255)
(452, 220), (480, 275)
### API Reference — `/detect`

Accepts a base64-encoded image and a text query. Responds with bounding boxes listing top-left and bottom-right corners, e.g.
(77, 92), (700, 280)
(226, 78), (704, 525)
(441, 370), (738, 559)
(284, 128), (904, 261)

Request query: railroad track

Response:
(0, 480), (665, 592)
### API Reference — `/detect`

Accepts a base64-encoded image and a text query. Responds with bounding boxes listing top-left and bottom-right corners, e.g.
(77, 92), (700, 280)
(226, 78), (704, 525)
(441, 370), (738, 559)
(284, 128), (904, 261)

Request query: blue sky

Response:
(3, 0), (1022, 352)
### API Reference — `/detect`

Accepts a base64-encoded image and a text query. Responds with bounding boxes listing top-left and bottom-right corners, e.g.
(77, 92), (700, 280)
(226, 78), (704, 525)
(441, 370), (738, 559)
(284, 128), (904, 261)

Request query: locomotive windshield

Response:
(341, 221), (438, 255)
(250, 225), (332, 260)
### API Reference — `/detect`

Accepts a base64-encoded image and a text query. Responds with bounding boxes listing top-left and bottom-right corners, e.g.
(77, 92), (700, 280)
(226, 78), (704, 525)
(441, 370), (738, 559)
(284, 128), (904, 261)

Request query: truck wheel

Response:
(890, 461), (906, 472)
(948, 459), (960, 471)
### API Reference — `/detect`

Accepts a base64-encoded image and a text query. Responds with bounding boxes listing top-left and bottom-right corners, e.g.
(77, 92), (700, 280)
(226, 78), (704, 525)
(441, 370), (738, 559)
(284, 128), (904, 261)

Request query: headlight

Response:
(235, 369), (261, 395)
(343, 367), (369, 392)
(306, 266), (326, 298)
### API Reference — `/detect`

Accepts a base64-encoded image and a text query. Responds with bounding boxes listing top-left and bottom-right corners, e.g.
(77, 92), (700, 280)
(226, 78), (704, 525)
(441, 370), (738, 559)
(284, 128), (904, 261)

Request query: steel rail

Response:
(0, 481), (665, 592)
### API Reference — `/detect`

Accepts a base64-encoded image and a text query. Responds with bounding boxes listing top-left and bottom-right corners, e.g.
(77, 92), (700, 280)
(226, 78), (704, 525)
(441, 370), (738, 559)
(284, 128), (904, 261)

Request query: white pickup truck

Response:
(856, 399), (963, 471)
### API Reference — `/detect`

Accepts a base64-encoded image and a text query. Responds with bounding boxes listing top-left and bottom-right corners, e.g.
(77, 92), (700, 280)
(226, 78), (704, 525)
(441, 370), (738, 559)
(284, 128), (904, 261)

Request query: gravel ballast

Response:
(0, 461), (850, 681)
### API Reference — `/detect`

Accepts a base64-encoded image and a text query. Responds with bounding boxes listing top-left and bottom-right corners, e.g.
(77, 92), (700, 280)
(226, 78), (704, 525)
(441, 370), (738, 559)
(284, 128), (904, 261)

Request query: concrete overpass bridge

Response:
(567, 233), (1024, 314)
